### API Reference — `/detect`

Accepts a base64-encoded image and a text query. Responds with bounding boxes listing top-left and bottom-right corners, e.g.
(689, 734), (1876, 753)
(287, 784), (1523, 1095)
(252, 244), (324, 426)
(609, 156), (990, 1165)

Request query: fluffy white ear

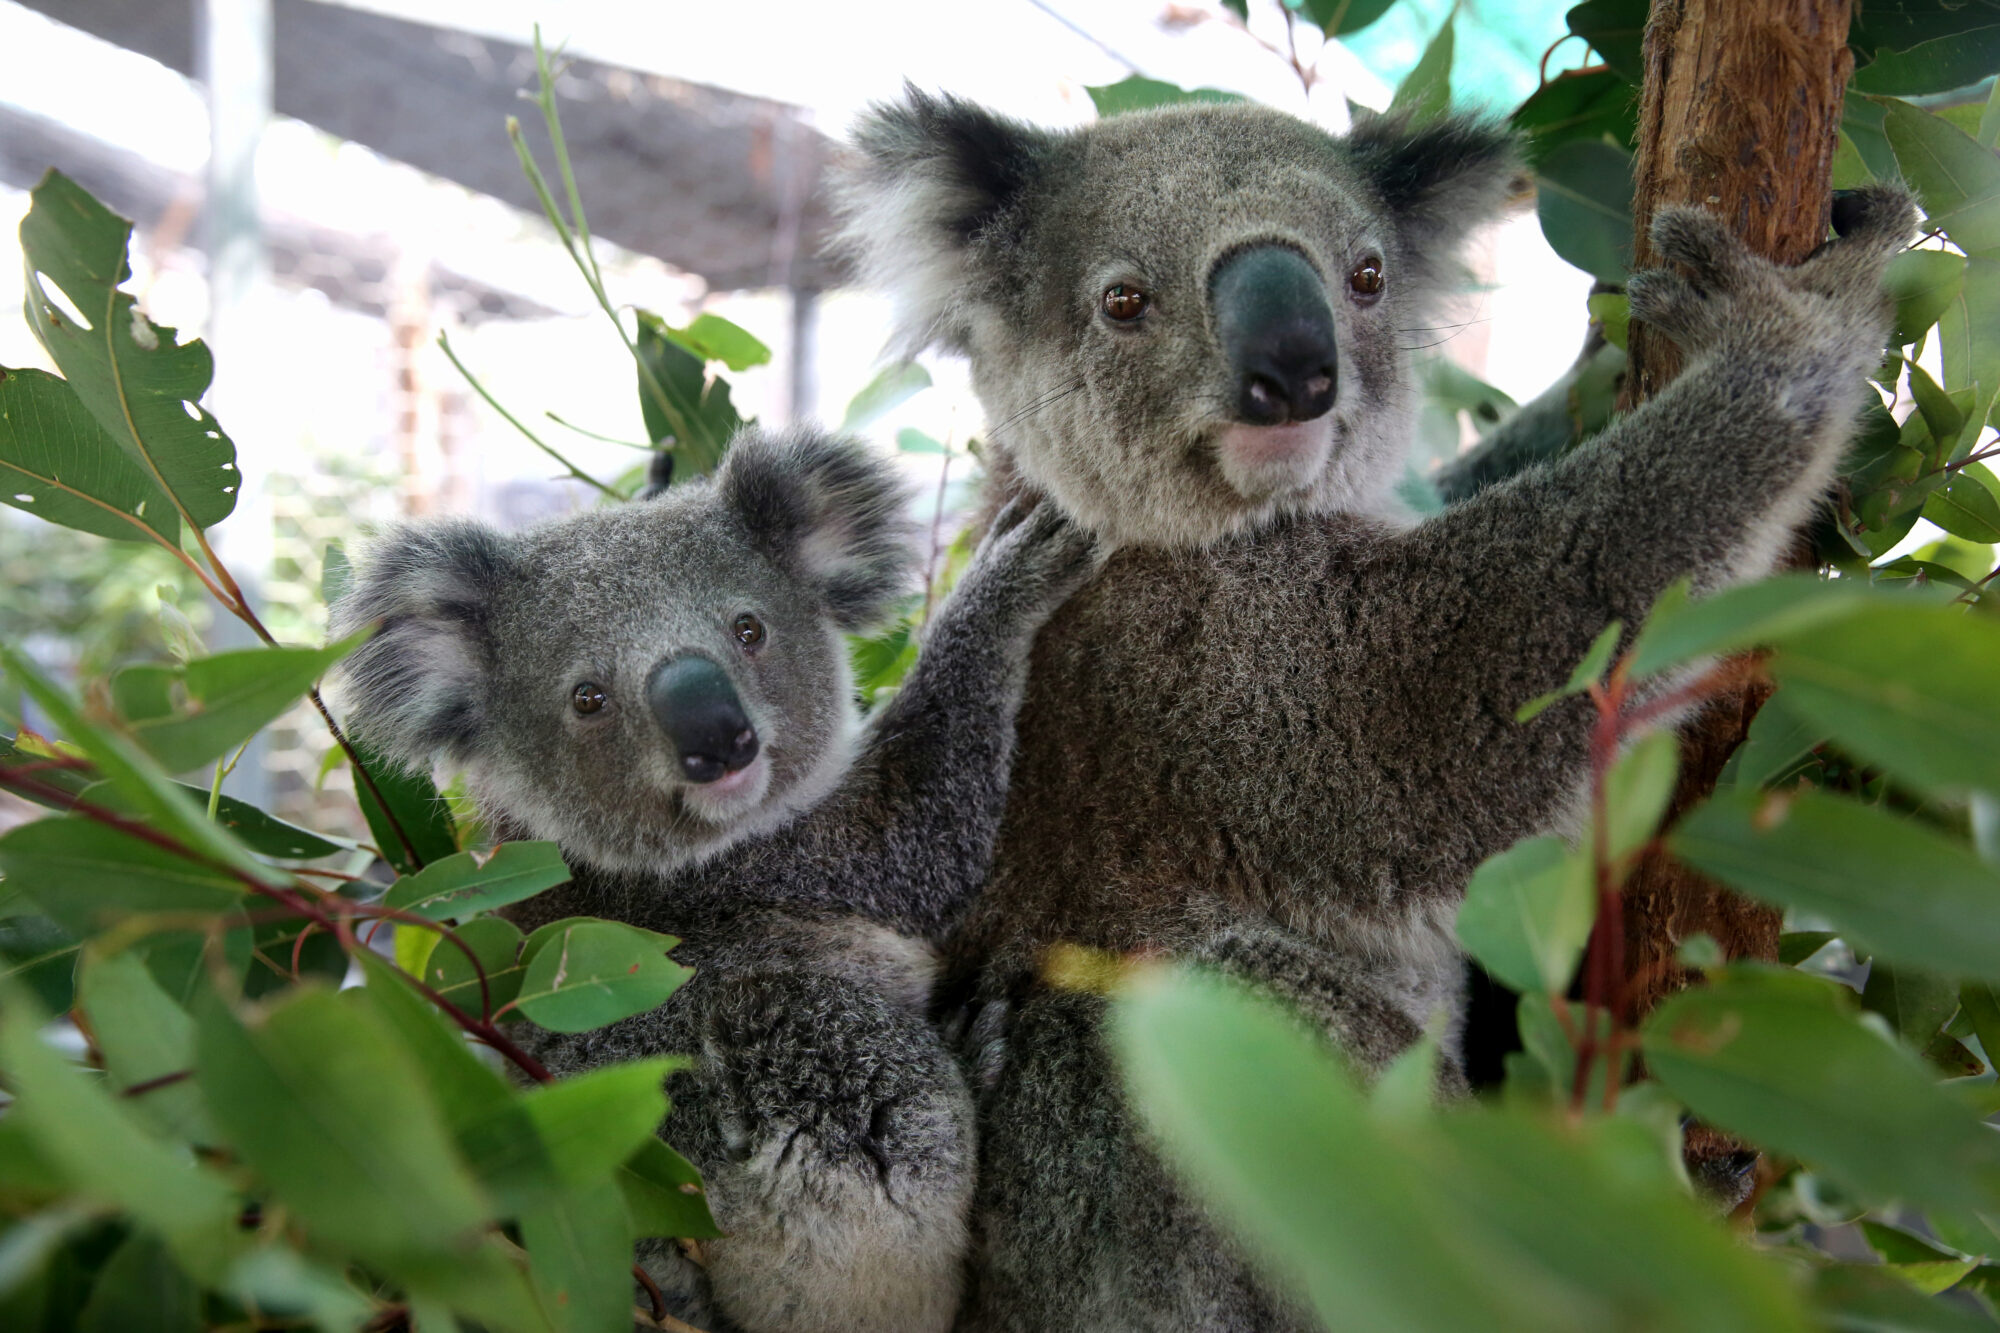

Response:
(835, 86), (1053, 355)
(720, 426), (919, 631)
(328, 520), (515, 770)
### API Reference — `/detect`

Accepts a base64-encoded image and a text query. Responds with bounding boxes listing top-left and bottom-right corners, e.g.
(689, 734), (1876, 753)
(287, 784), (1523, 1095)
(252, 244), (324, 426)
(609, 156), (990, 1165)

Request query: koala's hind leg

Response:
(678, 970), (975, 1333)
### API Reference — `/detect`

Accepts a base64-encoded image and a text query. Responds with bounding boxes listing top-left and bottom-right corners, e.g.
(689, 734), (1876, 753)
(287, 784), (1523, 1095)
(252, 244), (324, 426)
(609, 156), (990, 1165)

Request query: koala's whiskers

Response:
(1395, 314), (1491, 351)
(983, 377), (1088, 444)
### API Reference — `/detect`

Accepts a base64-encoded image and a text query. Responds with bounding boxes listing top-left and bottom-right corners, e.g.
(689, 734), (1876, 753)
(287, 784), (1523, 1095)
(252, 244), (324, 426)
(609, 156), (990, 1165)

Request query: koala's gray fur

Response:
(842, 91), (1913, 1330)
(330, 425), (1100, 1333)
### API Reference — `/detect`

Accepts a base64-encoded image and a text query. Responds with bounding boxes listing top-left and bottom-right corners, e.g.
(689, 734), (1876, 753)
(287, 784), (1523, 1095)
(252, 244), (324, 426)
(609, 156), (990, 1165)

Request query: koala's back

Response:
(956, 506), (1601, 1001)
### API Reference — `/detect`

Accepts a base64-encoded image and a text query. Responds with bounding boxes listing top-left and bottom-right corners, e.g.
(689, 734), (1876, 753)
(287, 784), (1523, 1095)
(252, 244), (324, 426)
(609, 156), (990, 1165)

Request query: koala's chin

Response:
(1214, 418), (1337, 502)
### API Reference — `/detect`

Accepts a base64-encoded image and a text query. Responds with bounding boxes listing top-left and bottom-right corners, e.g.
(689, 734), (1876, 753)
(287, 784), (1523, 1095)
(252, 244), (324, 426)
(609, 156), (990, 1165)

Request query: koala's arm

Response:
(1431, 318), (1618, 505)
(796, 504), (1099, 935)
(1397, 189), (1911, 697)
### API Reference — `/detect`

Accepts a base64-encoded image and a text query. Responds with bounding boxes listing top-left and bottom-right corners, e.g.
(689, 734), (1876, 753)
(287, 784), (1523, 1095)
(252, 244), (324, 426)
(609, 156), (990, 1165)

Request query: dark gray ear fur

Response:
(327, 520), (515, 771)
(835, 85), (1054, 354)
(1344, 111), (1522, 286)
(719, 426), (919, 631)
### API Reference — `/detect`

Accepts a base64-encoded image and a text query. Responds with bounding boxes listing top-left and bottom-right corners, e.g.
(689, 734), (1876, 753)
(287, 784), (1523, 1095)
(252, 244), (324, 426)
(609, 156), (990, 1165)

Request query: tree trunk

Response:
(1616, 0), (1854, 1162)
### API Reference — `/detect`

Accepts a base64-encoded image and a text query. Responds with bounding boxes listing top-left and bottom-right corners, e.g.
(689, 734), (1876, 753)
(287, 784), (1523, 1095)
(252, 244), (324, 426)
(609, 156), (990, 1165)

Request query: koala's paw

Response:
(1626, 185), (1915, 375)
(970, 499), (1107, 626)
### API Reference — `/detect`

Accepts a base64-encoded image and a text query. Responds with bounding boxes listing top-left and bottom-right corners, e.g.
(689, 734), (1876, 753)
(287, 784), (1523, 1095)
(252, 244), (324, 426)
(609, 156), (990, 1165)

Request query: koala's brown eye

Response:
(571, 683), (606, 715)
(1349, 259), (1385, 301)
(1102, 284), (1149, 322)
(733, 613), (766, 650)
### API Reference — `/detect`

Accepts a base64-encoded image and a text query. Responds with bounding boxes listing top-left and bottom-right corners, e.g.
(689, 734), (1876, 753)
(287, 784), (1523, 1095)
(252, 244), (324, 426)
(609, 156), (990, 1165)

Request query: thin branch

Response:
(546, 411), (654, 450)
(435, 331), (617, 498)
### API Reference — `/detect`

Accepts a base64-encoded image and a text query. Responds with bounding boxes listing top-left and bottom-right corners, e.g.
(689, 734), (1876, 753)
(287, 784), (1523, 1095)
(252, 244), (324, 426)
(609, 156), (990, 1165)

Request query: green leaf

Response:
(633, 310), (740, 480)
(0, 815), (243, 939)
(76, 948), (211, 1141)
(0, 901), (78, 1014)
(18, 172), (239, 530)
(0, 641), (274, 882)
(1535, 139), (1635, 284)
(196, 985), (494, 1269)
(618, 1136), (720, 1240)
(0, 367), (181, 544)
(1888, 249), (1968, 349)
(0, 984), (241, 1281)
(191, 789), (344, 860)
(1673, 789), (2000, 983)
(1910, 361), (1969, 443)
(1454, 835), (1594, 995)
(516, 1059), (678, 1187)
(1566, 0), (1646, 83)
(1861, 961), (1961, 1045)
(350, 734), (458, 876)
(1728, 689), (1824, 789)
(1964, 981), (2000, 1069)
(1297, 0), (1395, 37)
(76, 1230), (202, 1333)
(1855, 30), (2000, 98)
(1923, 466), (2000, 542)
(243, 913), (348, 999)
(1644, 966), (2000, 1216)
(1624, 574), (1890, 680)
(519, 1180), (629, 1333)
(1884, 98), (2000, 258)
(896, 426), (949, 455)
(421, 915), (527, 1019)
(661, 312), (770, 372)
(1780, 931), (1839, 966)
(1771, 600), (2000, 798)
(1510, 68), (1638, 168)
(1389, 9), (1455, 123)
(350, 950), (513, 1132)
(1938, 256), (2000, 434)
(382, 842), (571, 922)
(1850, 2), (2000, 61)
(1812, 1262), (1994, 1330)
(225, 1248), (380, 1333)
(839, 360), (931, 432)
(1603, 729), (1679, 865)
(512, 920), (692, 1034)
(1084, 76), (1248, 117)
(1111, 966), (1813, 1333)
(126, 638), (364, 775)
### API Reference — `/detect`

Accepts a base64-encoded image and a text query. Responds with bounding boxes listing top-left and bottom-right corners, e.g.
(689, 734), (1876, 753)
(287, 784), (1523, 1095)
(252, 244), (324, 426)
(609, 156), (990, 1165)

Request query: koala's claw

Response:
(1630, 186), (1915, 364)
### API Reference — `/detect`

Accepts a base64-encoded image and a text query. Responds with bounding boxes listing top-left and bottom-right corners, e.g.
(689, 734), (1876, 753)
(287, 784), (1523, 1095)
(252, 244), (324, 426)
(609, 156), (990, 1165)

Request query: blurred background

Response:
(0, 0), (1592, 832)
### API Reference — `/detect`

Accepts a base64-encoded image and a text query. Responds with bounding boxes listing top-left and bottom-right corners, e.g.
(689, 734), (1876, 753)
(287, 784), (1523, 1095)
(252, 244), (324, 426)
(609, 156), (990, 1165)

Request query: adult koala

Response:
(840, 91), (1913, 1329)
(330, 426), (1099, 1333)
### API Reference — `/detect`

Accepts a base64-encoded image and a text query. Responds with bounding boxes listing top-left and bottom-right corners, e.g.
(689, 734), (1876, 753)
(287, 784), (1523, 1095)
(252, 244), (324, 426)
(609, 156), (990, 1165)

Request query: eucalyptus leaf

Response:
(1884, 98), (2000, 257)
(1672, 789), (2000, 983)
(75, 1231), (202, 1333)
(1565, 0), (1646, 83)
(18, 172), (239, 530)
(1856, 29), (2000, 98)
(1644, 966), (2000, 1217)
(1535, 140), (1635, 285)
(519, 1180), (629, 1333)
(0, 367), (180, 544)
(350, 734), (458, 876)
(127, 638), (364, 776)
(513, 920), (692, 1034)
(1772, 600), (2000, 798)
(0, 815), (244, 939)
(1388, 10), (1454, 123)
(1922, 466), (2000, 542)
(420, 915), (528, 1020)
(839, 361), (930, 432)
(382, 842), (571, 922)
(1510, 69), (1637, 167)
(634, 310), (739, 480)
(660, 312), (770, 372)
(76, 948), (211, 1142)
(516, 1059), (679, 1187)
(1085, 77), (1247, 117)
(196, 985), (495, 1270)
(1454, 835), (1594, 996)
(0, 984), (241, 1282)
(1860, 961), (1960, 1045)
(619, 1136), (720, 1240)
(1298, 0), (1395, 37)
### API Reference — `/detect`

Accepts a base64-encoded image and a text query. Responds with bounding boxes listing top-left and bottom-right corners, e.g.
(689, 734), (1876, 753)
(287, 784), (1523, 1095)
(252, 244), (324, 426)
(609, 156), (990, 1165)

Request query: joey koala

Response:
(840, 91), (1914, 1330)
(329, 425), (1099, 1333)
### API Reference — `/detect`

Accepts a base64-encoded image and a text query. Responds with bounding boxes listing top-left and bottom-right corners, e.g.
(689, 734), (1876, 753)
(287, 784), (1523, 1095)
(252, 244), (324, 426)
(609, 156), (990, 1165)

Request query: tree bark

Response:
(1617, 1), (1853, 1043)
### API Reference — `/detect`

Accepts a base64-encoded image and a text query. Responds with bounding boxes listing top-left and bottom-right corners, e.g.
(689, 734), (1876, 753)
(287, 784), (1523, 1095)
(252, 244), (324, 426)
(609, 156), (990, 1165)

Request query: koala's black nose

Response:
(647, 656), (760, 784)
(1211, 245), (1339, 426)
